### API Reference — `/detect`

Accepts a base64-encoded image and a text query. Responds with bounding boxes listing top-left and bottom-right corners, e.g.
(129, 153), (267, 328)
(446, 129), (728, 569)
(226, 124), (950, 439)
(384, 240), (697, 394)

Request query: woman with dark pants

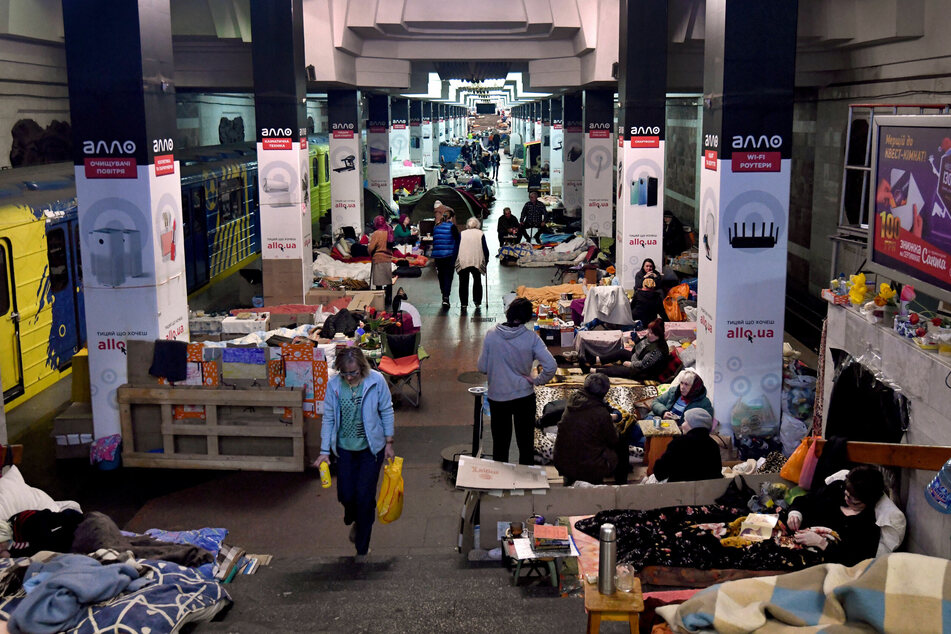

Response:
(431, 207), (460, 308)
(314, 347), (395, 560)
(477, 298), (557, 464)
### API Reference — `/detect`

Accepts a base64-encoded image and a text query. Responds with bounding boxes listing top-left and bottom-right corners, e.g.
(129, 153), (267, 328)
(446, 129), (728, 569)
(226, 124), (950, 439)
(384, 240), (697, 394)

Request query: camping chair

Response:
(378, 332), (428, 407)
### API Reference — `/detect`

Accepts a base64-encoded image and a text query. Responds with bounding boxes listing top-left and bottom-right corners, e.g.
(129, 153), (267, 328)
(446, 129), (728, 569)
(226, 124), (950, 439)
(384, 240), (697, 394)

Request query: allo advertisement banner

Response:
(329, 124), (362, 237)
(77, 160), (189, 437)
(257, 133), (311, 261)
(391, 122), (410, 165)
(366, 123), (392, 204)
(421, 120), (434, 167)
(616, 136), (664, 288)
(582, 127), (614, 237)
(549, 122), (564, 195)
(563, 124), (583, 219)
(696, 151), (790, 429)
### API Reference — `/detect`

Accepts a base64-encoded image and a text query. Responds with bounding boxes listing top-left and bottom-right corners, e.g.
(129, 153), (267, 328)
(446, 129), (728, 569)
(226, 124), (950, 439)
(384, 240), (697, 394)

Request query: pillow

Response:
(875, 494), (907, 556)
(0, 466), (61, 521)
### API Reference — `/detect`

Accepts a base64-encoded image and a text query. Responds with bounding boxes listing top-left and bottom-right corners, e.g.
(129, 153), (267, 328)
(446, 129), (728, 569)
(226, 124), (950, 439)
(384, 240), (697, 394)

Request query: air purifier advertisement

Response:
(582, 126), (614, 237)
(367, 122), (392, 203)
(615, 139), (664, 289)
(696, 146), (791, 426)
(330, 125), (363, 238)
(550, 121), (564, 195)
(258, 133), (312, 261)
(409, 113), (423, 165)
(868, 119), (951, 301)
(391, 120), (410, 164)
(563, 126), (583, 219)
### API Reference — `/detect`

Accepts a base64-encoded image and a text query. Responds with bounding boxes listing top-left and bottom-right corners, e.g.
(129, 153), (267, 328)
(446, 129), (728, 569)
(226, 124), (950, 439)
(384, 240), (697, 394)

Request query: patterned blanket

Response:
(0, 557), (230, 633)
(657, 553), (951, 633)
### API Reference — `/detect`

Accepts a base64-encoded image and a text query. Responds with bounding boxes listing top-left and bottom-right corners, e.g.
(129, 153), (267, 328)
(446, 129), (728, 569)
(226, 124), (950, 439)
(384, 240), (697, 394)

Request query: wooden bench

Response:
(813, 440), (951, 471)
(584, 578), (643, 633)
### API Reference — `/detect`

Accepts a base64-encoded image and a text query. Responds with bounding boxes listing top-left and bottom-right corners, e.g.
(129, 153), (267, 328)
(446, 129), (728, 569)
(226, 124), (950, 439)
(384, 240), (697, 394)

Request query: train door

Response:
(70, 218), (86, 344)
(183, 186), (209, 292)
(0, 240), (22, 400)
(45, 224), (80, 367)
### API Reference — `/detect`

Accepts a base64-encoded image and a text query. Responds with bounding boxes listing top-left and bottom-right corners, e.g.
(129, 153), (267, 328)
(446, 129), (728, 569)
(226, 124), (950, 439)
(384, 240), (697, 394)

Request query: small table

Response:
(583, 578), (643, 633)
(501, 534), (578, 591)
(637, 419), (682, 476)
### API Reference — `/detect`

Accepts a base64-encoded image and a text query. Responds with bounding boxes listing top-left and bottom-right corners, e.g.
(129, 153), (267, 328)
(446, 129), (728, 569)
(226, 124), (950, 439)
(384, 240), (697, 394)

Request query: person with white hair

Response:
(455, 216), (489, 312)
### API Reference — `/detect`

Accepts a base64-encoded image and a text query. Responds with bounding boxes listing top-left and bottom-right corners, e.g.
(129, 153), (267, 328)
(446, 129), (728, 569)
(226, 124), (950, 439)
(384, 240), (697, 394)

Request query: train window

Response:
(46, 228), (68, 293)
(312, 157), (319, 187)
(323, 155), (330, 182)
(218, 177), (243, 223)
(0, 244), (9, 316)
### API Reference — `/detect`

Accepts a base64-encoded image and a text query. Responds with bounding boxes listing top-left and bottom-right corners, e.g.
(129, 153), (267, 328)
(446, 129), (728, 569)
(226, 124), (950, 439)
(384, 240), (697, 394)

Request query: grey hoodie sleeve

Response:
(532, 336), (558, 385)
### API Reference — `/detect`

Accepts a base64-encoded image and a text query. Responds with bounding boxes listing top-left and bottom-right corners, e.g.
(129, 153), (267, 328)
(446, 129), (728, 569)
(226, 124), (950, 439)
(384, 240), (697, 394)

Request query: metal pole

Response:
(469, 386), (487, 458)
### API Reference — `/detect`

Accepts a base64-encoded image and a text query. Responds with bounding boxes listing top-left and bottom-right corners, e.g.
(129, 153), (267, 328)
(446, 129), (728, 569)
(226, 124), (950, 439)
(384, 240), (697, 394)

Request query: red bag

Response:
(799, 437), (820, 490)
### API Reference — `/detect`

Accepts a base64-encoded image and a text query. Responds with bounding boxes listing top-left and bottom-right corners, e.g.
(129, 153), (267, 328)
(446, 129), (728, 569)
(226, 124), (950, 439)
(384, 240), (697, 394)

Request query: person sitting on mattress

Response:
(553, 373), (629, 486)
(785, 465), (885, 566)
(652, 409), (722, 483)
(583, 319), (670, 381)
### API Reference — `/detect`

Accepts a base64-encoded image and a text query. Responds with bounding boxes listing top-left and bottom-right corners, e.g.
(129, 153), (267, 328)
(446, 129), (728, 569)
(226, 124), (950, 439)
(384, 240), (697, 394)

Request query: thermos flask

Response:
(598, 523), (617, 594)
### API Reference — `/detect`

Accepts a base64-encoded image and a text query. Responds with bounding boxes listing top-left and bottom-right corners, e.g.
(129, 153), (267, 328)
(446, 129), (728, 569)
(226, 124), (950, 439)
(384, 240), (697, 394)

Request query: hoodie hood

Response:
(566, 389), (605, 411)
(496, 323), (532, 340)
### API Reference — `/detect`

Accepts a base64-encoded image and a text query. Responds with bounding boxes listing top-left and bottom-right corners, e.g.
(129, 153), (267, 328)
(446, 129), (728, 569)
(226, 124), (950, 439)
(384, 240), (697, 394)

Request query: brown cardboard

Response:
(269, 312), (316, 330)
(455, 456), (550, 490)
(584, 268), (598, 284)
(347, 290), (385, 312)
(51, 403), (93, 460)
(262, 259), (305, 304)
(304, 289), (347, 306)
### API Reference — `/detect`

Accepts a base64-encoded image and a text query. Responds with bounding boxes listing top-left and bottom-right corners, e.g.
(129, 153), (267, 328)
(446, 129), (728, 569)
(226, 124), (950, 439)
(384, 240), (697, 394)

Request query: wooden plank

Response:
(206, 404), (218, 457)
(119, 403), (134, 456)
(161, 404), (174, 456)
(117, 385), (304, 407)
(160, 424), (303, 438)
(123, 452), (302, 472)
(0, 445), (24, 466)
(814, 440), (951, 471)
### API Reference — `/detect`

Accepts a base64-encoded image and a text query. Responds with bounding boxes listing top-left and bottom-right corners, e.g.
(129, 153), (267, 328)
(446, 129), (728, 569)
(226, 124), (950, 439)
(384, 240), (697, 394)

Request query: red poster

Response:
(874, 215), (951, 283)
(263, 138), (292, 150)
(332, 130), (354, 139)
(631, 136), (660, 148)
(731, 151), (780, 172)
(84, 157), (137, 179)
(154, 154), (175, 176)
(704, 150), (718, 171)
(300, 137), (308, 149)
(588, 129), (611, 139)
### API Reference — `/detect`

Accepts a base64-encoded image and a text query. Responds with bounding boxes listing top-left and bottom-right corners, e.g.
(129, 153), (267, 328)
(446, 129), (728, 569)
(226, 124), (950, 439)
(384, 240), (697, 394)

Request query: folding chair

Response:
(378, 332), (428, 407)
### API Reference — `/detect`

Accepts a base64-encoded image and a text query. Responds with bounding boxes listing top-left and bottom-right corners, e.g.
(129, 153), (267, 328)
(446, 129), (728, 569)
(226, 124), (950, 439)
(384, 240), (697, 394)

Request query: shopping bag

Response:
(377, 456), (404, 524)
(780, 437), (811, 482)
(798, 438), (820, 490)
(663, 283), (690, 321)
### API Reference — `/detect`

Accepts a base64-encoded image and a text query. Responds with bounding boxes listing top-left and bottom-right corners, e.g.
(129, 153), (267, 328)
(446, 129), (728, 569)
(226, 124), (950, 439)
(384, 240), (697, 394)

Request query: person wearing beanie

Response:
(587, 318), (670, 381)
(652, 407), (722, 483)
(553, 374), (630, 485)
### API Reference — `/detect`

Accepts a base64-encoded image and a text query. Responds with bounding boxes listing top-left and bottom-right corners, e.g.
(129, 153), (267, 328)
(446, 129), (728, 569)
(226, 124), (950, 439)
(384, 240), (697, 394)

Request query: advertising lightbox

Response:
(868, 115), (951, 303)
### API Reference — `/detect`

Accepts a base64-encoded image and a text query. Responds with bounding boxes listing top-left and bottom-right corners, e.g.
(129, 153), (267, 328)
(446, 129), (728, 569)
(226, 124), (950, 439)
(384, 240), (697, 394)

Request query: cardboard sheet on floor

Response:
(455, 456), (550, 491)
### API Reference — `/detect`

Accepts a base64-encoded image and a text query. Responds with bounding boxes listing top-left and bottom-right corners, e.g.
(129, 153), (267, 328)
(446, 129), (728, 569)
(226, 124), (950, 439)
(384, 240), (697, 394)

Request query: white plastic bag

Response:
(780, 413), (809, 456)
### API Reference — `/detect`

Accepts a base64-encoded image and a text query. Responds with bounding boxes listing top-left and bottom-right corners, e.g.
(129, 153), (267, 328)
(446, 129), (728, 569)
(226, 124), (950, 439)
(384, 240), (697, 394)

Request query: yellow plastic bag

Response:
(377, 456), (404, 524)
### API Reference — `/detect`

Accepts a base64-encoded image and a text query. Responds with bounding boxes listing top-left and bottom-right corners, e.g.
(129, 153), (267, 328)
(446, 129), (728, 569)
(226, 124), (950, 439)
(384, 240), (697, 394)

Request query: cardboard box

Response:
(584, 268), (598, 284)
(262, 259), (306, 304)
(51, 403), (93, 460)
(221, 312), (271, 334)
(347, 290), (385, 312)
(455, 456), (550, 491)
(189, 314), (224, 335)
(269, 312), (316, 330)
(304, 289), (347, 306)
(538, 327), (560, 347)
(820, 288), (849, 306)
(560, 327), (576, 348)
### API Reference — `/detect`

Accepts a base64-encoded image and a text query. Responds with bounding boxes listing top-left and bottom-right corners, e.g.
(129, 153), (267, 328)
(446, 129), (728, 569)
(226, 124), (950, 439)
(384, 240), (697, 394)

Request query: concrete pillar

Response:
(328, 89), (363, 238)
(695, 0), (798, 428)
(409, 100), (423, 165)
(251, 0), (312, 305)
(582, 89), (615, 237)
(563, 93), (584, 220)
(367, 93), (392, 205)
(615, 0), (667, 288)
(63, 0), (189, 437)
(550, 98), (564, 196)
(421, 101), (434, 166)
(390, 98), (410, 164)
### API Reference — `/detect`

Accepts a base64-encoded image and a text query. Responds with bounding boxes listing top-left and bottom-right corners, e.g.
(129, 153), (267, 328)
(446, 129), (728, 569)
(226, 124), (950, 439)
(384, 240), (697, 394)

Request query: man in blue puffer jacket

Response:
(431, 205), (460, 308)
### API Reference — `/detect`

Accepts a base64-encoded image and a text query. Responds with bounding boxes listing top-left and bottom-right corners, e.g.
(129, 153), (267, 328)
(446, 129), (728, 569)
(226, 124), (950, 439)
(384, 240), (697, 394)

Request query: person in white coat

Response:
(455, 217), (489, 312)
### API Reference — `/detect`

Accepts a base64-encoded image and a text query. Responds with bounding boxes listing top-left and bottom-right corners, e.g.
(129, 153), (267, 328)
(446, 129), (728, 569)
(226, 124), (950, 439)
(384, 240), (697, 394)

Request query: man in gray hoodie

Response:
(477, 298), (557, 464)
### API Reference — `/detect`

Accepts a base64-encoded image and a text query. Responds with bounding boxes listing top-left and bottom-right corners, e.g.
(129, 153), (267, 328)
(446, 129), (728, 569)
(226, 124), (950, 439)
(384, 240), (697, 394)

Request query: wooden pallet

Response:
(117, 384), (305, 472)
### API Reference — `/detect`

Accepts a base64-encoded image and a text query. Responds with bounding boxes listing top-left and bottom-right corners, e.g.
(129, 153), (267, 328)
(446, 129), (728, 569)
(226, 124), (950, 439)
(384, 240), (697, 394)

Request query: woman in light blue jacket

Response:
(314, 347), (395, 560)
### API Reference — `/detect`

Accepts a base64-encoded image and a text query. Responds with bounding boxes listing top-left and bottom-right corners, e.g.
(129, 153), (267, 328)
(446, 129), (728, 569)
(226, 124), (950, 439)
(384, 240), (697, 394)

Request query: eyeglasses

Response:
(340, 369), (361, 377)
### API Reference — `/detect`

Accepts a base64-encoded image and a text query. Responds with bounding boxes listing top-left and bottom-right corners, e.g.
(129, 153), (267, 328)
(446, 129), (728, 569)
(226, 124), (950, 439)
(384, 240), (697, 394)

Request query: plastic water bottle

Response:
(924, 458), (951, 513)
(319, 462), (332, 489)
(837, 273), (847, 295)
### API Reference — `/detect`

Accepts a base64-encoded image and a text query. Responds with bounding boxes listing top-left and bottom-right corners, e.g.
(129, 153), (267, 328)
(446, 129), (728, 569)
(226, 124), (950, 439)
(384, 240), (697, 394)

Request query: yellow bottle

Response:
(319, 462), (332, 488)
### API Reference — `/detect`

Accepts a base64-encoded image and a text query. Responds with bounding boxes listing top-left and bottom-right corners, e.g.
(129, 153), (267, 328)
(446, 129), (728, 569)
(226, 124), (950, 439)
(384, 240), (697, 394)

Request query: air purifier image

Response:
(646, 177), (658, 207)
(263, 175), (289, 193)
(89, 228), (130, 287)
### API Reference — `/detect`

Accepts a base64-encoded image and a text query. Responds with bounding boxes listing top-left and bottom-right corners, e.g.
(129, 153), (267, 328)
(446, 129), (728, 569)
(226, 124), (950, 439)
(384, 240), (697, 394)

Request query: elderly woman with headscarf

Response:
(651, 369), (714, 422)
(393, 214), (414, 246)
(368, 215), (394, 307)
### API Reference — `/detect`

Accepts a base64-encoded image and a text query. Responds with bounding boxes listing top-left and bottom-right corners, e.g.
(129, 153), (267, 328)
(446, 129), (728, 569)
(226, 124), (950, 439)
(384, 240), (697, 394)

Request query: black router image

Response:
(333, 155), (356, 172)
(566, 146), (582, 162)
(728, 222), (779, 248)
